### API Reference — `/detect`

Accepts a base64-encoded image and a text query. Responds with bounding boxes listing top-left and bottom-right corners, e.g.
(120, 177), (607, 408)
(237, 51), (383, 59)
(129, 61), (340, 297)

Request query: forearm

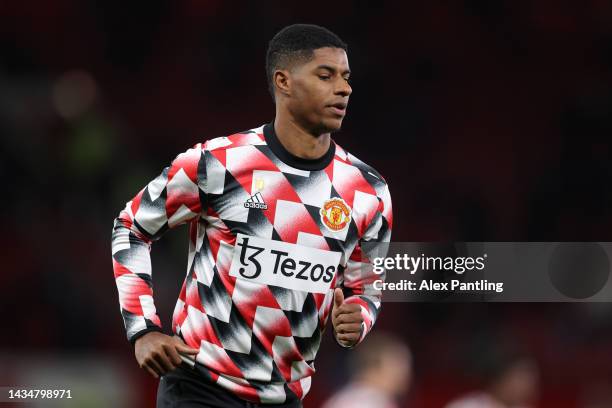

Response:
(112, 210), (163, 343)
(338, 223), (388, 347)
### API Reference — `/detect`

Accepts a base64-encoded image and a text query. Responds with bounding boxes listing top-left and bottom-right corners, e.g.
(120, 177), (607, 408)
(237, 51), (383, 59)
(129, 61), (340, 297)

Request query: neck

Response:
(273, 110), (331, 160)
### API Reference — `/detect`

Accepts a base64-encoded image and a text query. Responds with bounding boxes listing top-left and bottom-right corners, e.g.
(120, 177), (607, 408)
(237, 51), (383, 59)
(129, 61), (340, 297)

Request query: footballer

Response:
(111, 24), (392, 407)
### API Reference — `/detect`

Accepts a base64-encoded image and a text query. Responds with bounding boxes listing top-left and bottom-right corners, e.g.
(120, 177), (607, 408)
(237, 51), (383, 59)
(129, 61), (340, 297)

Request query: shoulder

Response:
(169, 125), (266, 178)
(200, 125), (266, 152)
(333, 141), (389, 192)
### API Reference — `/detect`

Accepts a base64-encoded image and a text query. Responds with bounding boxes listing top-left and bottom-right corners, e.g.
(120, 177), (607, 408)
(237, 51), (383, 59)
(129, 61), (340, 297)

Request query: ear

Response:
(273, 69), (291, 97)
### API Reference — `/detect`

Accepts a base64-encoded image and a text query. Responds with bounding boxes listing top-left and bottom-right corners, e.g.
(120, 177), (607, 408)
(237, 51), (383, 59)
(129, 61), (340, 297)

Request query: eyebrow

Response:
(316, 65), (351, 76)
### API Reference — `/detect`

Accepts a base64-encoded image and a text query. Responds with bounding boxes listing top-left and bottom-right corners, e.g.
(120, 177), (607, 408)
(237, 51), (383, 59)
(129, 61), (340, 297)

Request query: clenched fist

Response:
(134, 332), (199, 378)
(331, 288), (364, 348)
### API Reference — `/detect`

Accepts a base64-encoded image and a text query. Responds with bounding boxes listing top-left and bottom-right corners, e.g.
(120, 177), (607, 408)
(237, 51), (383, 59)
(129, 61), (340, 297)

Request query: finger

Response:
(336, 337), (356, 347)
(145, 356), (164, 376)
(348, 310), (363, 322)
(332, 305), (341, 320)
(335, 311), (363, 324)
(333, 303), (358, 325)
(144, 365), (159, 379)
(333, 288), (344, 308)
(164, 344), (183, 366)
(336, 304), (361, 314)
(336, 324), (362, 335)
(337, 332), (360, 343)
(154, 349), (177, 373)
(334, 308), (360, 321)
(336, 312), (363, 323)
(335, 323), (362, 334)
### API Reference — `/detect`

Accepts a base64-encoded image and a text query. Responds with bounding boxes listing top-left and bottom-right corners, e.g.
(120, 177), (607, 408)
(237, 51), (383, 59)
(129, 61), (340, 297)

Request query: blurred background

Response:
(1, 0), (612, 407)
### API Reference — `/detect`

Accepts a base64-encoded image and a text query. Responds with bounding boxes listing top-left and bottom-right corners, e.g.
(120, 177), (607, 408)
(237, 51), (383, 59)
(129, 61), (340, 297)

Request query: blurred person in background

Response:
(579, 381), (612, 408)
(110, 23), (392, 408)
(445, 344), (539, 408)
(322, 332), (412, 408)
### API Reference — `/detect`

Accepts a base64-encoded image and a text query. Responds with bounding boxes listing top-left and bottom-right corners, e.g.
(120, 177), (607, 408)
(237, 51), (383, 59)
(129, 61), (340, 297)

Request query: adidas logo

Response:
(244, 192), (268, 210)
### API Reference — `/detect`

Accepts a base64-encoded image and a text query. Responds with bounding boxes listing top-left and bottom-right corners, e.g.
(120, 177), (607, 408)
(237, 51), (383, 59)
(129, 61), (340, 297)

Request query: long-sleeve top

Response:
(111, 122), (392, 404)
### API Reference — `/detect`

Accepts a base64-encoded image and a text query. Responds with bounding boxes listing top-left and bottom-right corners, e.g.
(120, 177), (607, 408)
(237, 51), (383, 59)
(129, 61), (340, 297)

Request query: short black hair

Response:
(266, 24), (347, 99)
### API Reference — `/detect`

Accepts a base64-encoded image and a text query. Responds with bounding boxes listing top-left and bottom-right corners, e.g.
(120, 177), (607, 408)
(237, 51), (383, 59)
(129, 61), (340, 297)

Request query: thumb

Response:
(174, 338), (199, 355)
(334, 288), (344, 308)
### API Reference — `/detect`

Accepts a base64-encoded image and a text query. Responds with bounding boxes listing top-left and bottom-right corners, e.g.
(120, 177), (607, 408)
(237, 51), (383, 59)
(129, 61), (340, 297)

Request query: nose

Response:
(335, 79), (352, 97)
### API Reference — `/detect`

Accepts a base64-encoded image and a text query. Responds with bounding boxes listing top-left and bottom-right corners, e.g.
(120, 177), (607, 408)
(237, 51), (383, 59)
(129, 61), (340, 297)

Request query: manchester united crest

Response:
(320, 197), (352, 232)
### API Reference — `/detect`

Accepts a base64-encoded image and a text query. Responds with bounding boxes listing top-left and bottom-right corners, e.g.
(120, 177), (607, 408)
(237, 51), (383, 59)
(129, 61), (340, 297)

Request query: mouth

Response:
(327, 102), (347, 116)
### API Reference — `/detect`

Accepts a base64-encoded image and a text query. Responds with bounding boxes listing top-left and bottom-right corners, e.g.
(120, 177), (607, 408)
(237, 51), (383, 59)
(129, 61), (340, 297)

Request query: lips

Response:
(327, 102), (347, 116)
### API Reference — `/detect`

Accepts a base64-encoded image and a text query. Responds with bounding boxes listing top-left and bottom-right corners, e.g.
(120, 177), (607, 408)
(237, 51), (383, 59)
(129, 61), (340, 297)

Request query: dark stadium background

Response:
(1, 1), (612, 407)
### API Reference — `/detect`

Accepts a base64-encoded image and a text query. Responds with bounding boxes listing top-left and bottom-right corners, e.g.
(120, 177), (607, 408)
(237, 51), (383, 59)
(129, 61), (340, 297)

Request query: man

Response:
(322, 332), (412, 408)
(445, 345), (539, 408)
(111, 24), (392, 407)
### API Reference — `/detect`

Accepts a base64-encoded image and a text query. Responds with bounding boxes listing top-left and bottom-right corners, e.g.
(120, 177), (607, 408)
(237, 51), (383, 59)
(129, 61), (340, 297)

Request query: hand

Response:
(331, 288), (364, 348)
(134, 332), (199, 378)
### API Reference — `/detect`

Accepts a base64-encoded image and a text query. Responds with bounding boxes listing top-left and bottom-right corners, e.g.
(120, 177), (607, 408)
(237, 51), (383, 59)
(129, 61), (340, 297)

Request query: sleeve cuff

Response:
(128, 326), (164, 346)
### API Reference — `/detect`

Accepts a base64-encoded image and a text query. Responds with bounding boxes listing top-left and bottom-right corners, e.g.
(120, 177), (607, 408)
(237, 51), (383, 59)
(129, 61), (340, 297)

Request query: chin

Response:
(321, 118), (344, 133)
(309, 115), (344, 135)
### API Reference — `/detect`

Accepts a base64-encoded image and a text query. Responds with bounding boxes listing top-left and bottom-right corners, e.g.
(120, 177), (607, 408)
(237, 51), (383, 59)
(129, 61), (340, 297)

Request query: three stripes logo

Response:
(244, 192), (268, 210)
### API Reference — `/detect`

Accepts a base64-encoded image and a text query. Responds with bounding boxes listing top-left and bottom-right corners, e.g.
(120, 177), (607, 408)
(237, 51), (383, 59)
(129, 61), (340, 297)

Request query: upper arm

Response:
(118, 144), (206, 242)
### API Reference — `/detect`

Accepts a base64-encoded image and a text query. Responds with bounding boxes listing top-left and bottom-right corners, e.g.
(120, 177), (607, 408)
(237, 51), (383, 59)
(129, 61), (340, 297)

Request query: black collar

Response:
(263, 122), (336, 171)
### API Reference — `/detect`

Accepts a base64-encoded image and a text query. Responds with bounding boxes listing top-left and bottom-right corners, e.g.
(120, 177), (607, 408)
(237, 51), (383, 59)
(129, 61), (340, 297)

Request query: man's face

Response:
(285, 47), (352, 134)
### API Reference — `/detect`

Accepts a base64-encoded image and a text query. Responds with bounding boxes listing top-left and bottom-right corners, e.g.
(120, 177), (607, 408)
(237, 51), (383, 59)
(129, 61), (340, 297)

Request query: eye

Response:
(344, 77), (351, 83)
(318, 75), (331, 81)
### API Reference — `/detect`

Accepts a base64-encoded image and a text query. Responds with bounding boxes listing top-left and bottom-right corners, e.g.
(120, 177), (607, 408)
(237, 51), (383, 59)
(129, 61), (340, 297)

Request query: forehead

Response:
(304, 47), (350, 70)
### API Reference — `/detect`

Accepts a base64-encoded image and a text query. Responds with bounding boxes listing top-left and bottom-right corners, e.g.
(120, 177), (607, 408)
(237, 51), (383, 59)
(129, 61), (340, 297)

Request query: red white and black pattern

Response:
(111, 124), (392, 404)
